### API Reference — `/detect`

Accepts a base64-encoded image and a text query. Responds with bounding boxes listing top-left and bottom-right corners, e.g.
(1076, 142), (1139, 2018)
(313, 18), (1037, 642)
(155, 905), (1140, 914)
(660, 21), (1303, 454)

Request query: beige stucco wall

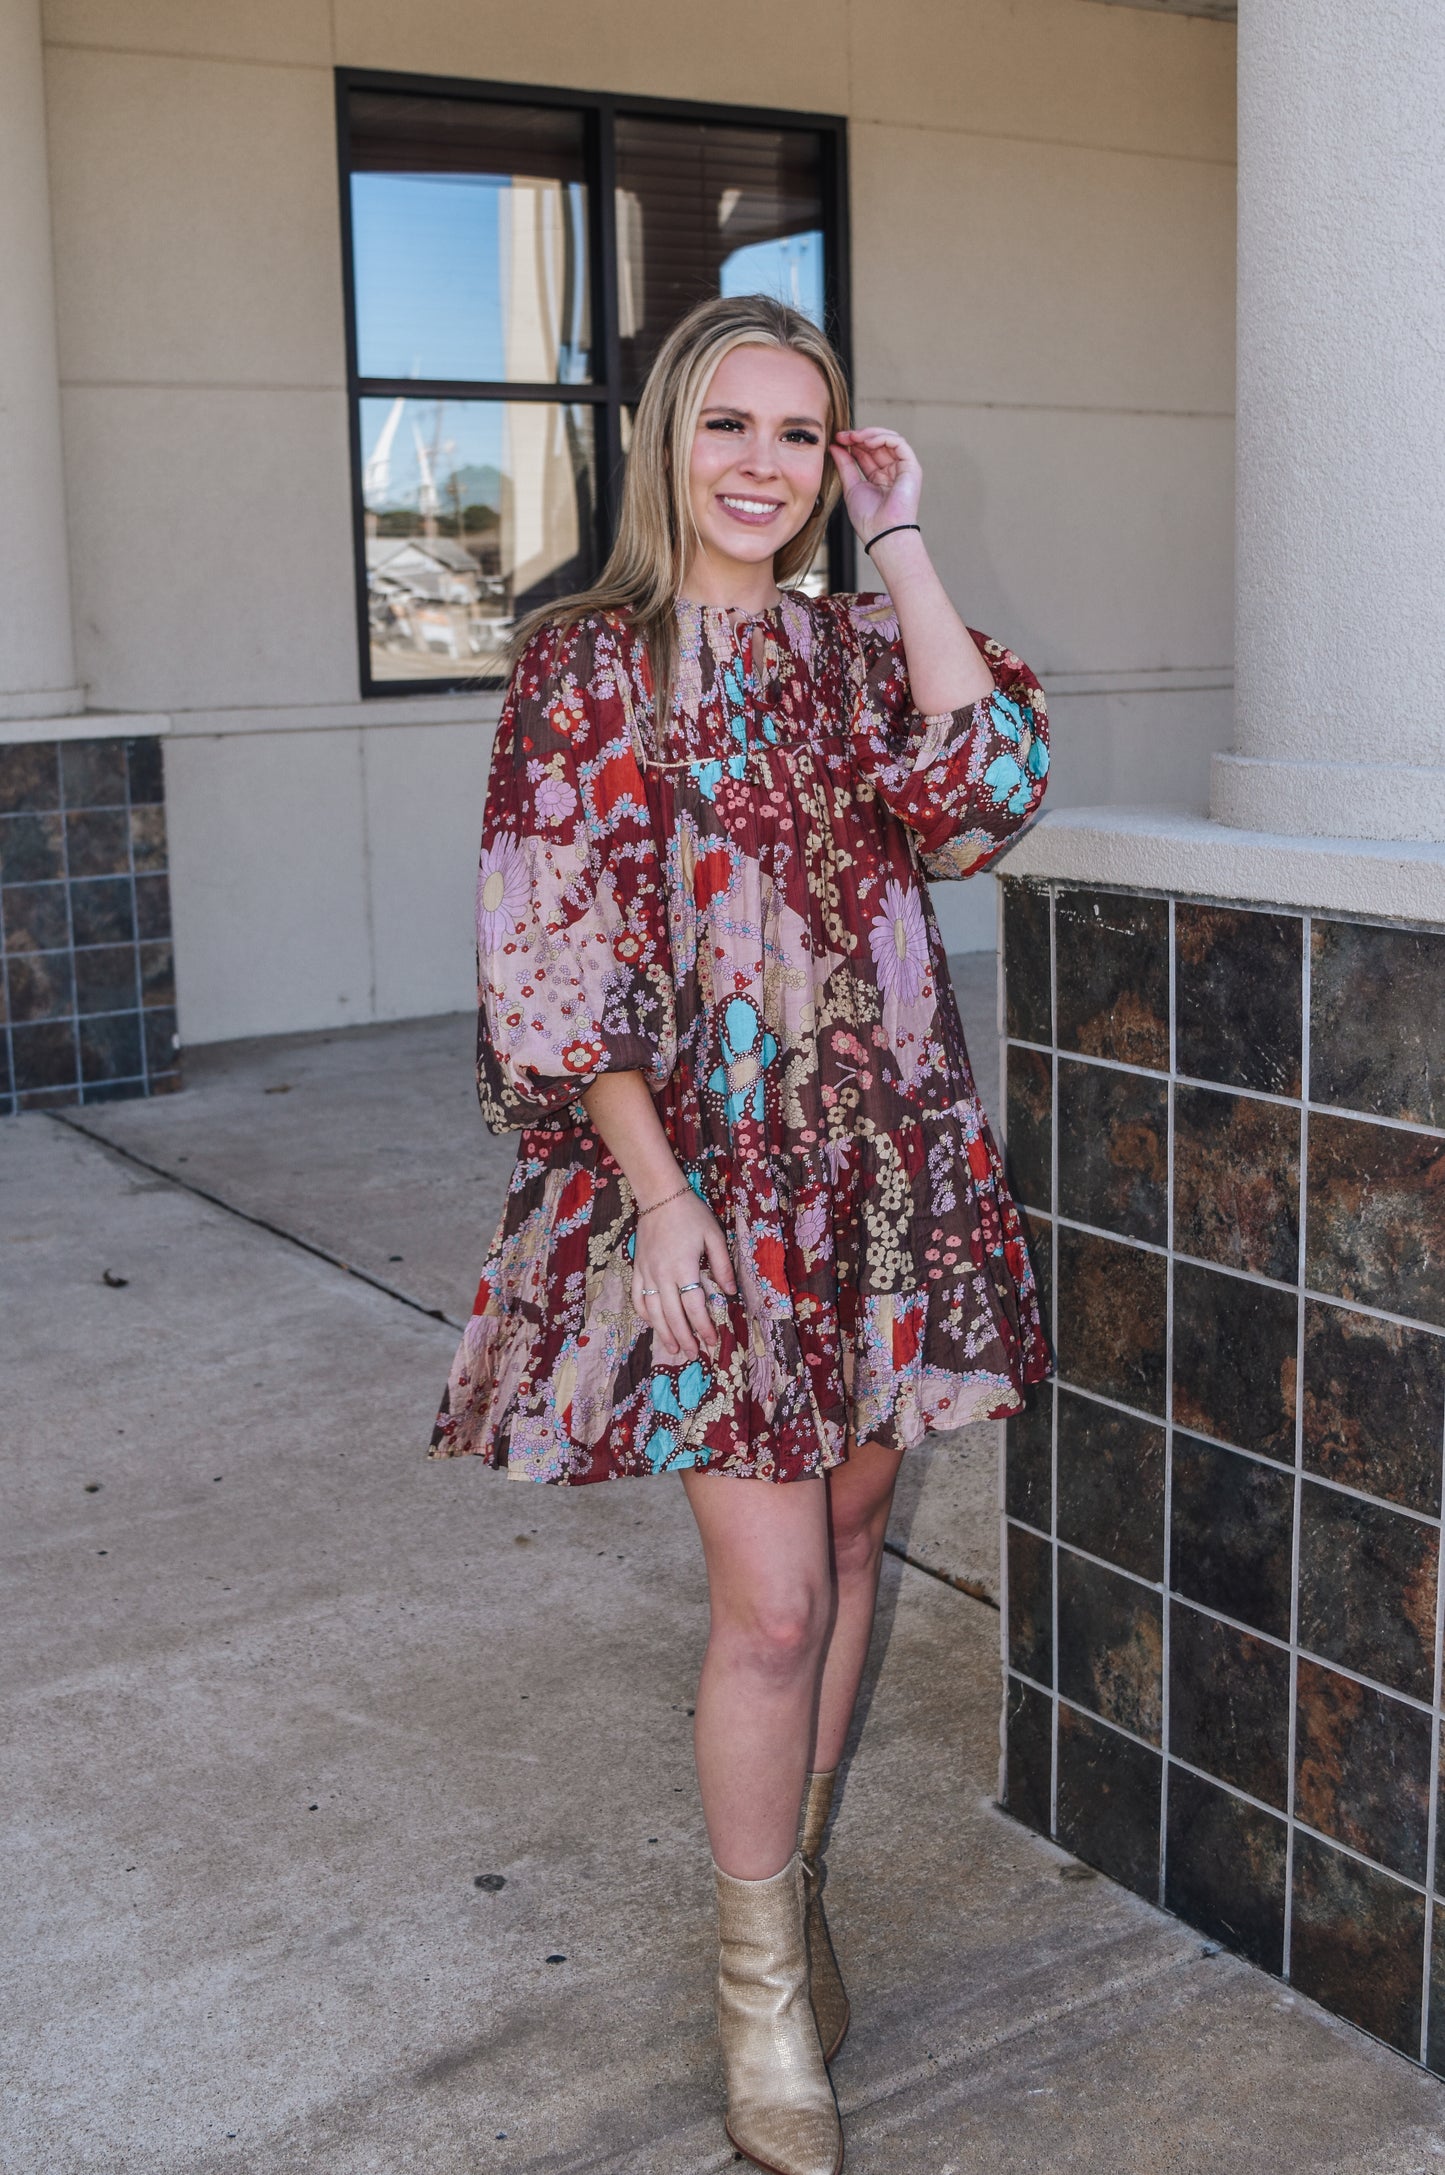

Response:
(39, 0), (1236, 1041)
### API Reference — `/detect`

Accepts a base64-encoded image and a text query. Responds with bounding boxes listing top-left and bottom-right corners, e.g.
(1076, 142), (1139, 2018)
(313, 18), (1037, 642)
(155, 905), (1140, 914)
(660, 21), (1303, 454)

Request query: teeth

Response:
(722, 496), (781, 516)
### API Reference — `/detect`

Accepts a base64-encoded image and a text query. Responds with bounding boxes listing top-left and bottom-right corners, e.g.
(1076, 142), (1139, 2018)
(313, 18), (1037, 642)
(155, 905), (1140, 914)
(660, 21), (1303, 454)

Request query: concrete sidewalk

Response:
(5, 980), (1445, 2172)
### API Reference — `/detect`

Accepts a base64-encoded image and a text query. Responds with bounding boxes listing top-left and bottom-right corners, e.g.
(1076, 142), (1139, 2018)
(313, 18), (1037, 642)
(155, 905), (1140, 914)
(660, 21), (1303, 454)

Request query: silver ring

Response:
(641, 1286), (659, 1296)
(678, 1281), (702, 1293)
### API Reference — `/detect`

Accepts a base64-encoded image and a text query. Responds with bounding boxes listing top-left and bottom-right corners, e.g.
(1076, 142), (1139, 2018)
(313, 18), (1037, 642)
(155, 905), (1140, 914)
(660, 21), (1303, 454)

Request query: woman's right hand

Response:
(631, 1190), (737, 1364)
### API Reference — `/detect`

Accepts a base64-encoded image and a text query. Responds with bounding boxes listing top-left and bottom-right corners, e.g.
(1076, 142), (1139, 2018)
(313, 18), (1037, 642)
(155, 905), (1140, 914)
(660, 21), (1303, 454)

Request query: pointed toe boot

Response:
(715, 1854), (844, 2175)
(800, 1769), (850, 2063)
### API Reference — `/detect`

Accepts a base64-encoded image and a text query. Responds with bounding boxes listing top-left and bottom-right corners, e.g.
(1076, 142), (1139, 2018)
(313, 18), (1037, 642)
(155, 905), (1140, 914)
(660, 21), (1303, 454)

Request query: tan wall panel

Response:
(866, 399), (1233, 677)
(852, 121), (1234, 414)
(363, 722), (494, 1022)
(849, 0), (1234, 161)
(42, 0), (333, 64)
(166, 728), (373, 1043)
(61, 387), (359, 712)
(1043, 684), (1234, 810)
(333, 0), (850, 109)
(47, 49), (343, 388)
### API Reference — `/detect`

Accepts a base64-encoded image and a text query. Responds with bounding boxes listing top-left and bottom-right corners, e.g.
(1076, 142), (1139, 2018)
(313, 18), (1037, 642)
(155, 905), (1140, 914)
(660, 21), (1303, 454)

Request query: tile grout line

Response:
(1048, 882), (1061, 1842)
(1423, 1392), (1445, 2065)
(1159, 897), (1177, 1910)
(127, 742), (150, 1100)
(1284, 915), (1312, 1982)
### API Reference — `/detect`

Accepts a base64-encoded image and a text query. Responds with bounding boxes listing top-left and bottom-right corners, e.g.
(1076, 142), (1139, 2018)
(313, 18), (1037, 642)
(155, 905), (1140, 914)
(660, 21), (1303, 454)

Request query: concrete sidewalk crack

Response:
(48, 1110), (466, 1334)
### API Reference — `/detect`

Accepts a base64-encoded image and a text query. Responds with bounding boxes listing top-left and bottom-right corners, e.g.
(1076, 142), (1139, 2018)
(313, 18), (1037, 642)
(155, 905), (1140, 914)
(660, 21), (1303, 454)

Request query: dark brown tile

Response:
(1056, 1227), (1167, 1415)
(144, 1007), (179, 1078)
(1174, 1086), (1300, 1283)
(1428, 1906), (1445, 2077)
(1312, 920), (1445, 1129)
(0, 743), (60, 814)
(1169, 1602), (1289, 1808)
(69, 877), (135, 948)
(1057, 1060), (1167, 1245)
(1165, 1766), (1286, 1974)
(125, 736), (165, 807)
(17, 1081), (80, 1110)
(79, 1012), (144, 1084)
(1303, 1301), (1445, 1515)
(1004, 1675), (1053, 1834)
(1294, 1658), (1431, 1883)
(1171, 1433), (1294, 1642)
(1002, 880), (1051, 1045)
(74, 945), (139, 1017)
(1175, 904), (1303, 1097)
(1007, 1523), (1052, 1684)
(1307, 1113), (1445, 1329)
(1005, 1044), (1052, 1211)
(6, 950), (74, 1024)
(1057, 1550), (1162, 1743)
(11, 1018), (78, 1092)
(1172, 1262), (1298, 1461)
(82, 1078), (148, 1105)
(60, 738), (128, 809)
(138, 941), (175, 1010)
(130, 804), (167, 874)
(1056, 1704), (1161, 1902)
(134, 873), (172, 941)
(0, 811), (65, 885)
(1057, 1391), (1165, 1580)
(1298, 1483), (1438, 1701)
(2, 882), (68, 954)
(1290, 1832), (1424, 2057)
(1055, 889), (1169, 1070)
(65, 808), (130, 878)
(149, 1065), (183, 1096)
(1005, 1383), (1052, 1530)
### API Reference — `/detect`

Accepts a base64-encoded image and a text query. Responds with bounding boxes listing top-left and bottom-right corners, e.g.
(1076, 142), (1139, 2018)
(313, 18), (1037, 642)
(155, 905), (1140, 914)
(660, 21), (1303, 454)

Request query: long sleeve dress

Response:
(429, 589), (1050, 1484)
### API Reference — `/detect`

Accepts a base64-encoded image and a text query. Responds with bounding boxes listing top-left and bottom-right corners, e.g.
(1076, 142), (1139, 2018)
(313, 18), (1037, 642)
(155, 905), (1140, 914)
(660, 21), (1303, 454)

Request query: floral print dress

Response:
(430, 590), (1050, 1483)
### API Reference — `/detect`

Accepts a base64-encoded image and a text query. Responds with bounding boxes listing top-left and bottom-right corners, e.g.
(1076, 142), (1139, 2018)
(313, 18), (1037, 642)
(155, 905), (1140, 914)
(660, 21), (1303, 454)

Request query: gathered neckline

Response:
(674, 593), (809, 631)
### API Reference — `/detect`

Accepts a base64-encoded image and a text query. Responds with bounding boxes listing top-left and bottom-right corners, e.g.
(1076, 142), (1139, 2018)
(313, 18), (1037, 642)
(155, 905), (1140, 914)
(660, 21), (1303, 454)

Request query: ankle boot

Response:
(714, 1854), (843, 2175)
(799, 1770), (850, 2062)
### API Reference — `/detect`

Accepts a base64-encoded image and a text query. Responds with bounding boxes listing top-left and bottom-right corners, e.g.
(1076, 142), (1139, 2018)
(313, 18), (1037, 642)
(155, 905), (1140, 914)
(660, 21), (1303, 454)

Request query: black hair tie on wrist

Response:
(864, 522), (922, 557)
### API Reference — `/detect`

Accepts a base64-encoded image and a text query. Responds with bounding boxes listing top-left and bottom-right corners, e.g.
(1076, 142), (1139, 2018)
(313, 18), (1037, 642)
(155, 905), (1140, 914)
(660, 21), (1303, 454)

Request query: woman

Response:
(431, 293), (1049, 2175)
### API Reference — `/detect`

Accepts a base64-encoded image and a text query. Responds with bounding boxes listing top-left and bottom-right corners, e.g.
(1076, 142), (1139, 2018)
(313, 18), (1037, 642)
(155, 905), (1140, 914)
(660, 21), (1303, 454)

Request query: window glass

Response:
(614, 116), (826, 392)
(361, 397), (597, 678)
(349, 94), (591, 383)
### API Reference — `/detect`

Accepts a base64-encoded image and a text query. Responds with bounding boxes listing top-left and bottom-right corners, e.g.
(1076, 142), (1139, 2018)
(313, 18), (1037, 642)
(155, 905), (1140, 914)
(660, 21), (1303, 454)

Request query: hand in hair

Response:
(829, 426), (923, 545)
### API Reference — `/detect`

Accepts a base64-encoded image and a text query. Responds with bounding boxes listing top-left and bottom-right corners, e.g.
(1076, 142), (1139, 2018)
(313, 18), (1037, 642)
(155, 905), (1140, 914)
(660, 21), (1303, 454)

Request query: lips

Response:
(719, 494), (785, 525)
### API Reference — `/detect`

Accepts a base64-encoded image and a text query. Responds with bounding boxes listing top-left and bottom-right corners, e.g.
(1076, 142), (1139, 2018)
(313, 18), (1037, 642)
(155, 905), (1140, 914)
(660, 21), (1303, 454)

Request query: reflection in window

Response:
(362, 398), (596, 678)
(614, 117), (826, 391)
(349, 94), (591, 384)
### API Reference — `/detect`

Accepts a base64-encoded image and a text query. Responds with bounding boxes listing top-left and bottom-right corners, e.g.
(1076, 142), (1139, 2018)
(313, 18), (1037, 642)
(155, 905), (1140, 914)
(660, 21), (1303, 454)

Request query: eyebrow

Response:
(701, 403), (827, 430)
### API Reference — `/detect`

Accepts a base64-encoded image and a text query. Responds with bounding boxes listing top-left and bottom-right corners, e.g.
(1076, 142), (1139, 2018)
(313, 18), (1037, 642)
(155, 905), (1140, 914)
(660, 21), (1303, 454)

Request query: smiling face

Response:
(684, 343), (832, 593)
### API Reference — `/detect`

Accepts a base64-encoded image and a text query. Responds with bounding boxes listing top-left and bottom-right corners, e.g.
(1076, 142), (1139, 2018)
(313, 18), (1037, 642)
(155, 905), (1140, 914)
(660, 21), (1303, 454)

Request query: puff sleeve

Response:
(473, 615), (677, 1133)
(844, 594), (1049, 880)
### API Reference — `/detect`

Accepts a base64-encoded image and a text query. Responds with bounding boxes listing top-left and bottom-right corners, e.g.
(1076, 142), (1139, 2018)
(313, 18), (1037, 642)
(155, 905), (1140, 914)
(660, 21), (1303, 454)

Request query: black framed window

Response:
(337, 71), (850, 694)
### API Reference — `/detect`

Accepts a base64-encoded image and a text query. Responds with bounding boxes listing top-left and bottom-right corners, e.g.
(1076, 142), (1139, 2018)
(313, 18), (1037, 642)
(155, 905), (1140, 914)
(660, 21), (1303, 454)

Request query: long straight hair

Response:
(509, 293), (850, 714)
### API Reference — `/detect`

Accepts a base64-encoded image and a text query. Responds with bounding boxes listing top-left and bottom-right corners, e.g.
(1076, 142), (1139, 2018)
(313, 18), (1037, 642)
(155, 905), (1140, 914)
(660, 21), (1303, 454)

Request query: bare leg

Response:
(812, 1435), (905, 1773)
(681, 1468), (833, 1879)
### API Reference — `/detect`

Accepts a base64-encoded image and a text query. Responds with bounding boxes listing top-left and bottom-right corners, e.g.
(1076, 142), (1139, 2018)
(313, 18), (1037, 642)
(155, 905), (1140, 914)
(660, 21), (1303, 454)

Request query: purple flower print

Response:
(868, 879), (929, 1003)
(476, 834), (531, 951)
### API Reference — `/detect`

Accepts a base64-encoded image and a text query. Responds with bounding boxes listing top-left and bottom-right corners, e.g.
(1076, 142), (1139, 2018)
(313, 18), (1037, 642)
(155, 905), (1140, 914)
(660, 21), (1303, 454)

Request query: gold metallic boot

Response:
(800, 1769), (850, 2062)
(714, 1855), (844, 2175)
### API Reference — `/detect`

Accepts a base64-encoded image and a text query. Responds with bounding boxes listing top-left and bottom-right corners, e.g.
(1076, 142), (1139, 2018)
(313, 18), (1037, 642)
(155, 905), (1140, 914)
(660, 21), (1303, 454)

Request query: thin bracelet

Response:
(637, 1182), (691, 1218)
(864, 522), (922, 557)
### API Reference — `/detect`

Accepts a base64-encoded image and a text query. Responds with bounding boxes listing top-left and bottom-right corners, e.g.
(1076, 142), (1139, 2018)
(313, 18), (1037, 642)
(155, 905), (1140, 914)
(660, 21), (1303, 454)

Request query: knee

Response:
(721, 1584), (831, 1683)
(830, 1499), (890, 1585)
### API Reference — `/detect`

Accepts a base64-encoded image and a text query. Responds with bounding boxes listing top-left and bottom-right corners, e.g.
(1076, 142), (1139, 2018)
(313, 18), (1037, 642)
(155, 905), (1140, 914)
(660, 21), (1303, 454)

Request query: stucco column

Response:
(0, 0), (81, 721)
(1213, 0), (1445, 843)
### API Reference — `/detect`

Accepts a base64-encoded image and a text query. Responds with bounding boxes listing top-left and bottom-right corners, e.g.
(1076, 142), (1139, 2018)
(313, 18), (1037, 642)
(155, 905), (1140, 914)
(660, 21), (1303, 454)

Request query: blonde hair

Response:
(509, 292), (850, 711)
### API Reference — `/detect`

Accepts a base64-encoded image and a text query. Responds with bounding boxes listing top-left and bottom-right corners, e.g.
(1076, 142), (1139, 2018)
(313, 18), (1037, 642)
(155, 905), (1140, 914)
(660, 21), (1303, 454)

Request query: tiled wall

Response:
(0, 738), (179, 1113)
(999, 878), (1445, 2067)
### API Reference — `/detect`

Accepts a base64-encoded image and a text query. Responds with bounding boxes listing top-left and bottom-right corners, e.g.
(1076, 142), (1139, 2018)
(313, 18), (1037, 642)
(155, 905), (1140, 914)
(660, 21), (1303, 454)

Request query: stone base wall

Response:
(0, 738), (179, 1112)
(999, 875), (1445, 2066)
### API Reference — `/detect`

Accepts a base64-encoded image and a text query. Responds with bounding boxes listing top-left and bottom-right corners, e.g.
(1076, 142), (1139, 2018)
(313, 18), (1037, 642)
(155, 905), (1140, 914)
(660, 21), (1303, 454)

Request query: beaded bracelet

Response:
(637, 1182), (692, 1217)
(865, 521), (922, 556)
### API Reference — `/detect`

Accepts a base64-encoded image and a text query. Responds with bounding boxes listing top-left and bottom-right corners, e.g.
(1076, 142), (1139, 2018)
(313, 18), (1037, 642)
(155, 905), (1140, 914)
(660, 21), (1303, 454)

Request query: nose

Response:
(737, 434), (780, 481)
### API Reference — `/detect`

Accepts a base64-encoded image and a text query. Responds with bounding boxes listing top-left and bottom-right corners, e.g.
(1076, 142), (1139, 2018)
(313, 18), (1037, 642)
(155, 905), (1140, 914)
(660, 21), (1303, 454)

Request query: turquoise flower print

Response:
(645, 1357), (712, 1471)
(691, 757), (724, 801)
(982, 690), (1049, 815)
(708, 996), (778, 1125)
(719, 654), (754, 776)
